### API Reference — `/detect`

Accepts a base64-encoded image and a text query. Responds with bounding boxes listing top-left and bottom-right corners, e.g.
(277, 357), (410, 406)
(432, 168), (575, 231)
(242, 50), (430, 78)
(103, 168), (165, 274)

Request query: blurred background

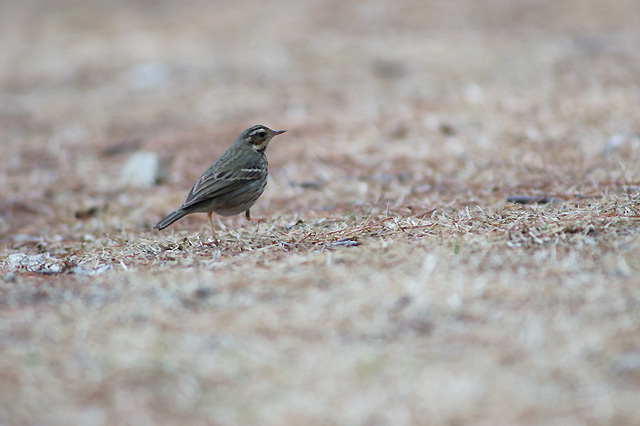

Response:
(2, 2), (640, 425)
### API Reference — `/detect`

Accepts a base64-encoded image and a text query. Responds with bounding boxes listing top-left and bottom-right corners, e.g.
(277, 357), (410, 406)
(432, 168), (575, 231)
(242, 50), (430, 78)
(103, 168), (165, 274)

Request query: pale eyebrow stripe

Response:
(248, 127), (266, 136)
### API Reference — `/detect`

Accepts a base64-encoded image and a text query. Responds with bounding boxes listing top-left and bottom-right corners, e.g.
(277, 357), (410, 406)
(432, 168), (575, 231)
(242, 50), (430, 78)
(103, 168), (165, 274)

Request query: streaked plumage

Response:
(154, 125), (285, 244)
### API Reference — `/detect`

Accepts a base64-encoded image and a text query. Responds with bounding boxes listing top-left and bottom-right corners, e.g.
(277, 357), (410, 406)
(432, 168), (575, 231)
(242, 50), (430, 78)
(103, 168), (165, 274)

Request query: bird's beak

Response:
(273, 130), (286, 136)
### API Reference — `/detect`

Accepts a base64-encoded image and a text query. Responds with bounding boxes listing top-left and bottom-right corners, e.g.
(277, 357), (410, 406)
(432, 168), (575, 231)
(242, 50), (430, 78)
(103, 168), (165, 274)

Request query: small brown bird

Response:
(154, 125), (286, 244)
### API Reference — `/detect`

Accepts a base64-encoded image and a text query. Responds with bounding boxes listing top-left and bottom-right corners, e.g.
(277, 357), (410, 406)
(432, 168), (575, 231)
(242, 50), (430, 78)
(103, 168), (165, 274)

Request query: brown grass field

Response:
(1, 0), (640, 424)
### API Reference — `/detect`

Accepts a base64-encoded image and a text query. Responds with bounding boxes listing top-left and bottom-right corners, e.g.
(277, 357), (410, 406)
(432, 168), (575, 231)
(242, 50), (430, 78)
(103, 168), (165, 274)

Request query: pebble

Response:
(120, 151), (166, 188)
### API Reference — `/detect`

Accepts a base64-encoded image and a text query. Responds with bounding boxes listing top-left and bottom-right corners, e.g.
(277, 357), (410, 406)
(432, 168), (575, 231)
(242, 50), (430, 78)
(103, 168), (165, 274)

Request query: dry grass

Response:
(2, 0), (640, 424)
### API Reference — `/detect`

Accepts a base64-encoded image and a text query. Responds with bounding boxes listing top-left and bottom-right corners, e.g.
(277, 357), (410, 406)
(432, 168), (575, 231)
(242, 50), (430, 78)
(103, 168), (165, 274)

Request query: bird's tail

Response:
(154, 209), (188, 230)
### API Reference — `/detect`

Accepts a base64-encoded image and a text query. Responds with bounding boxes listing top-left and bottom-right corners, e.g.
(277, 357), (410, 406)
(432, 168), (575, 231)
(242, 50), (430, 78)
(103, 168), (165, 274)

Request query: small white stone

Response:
(6, 253), (64, 273)
(120, 151), (165, 188)
(70, 264), (112, 276)
(127, 62), (170, 90)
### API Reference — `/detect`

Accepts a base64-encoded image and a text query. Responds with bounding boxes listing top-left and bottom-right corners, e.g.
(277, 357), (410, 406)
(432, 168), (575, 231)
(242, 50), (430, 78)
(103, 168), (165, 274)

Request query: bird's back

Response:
(181, 141), (267, 212)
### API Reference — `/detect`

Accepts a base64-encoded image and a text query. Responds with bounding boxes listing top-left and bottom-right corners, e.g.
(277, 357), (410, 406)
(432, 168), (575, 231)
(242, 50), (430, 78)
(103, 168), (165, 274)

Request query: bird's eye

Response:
(258, 131), (266, 138)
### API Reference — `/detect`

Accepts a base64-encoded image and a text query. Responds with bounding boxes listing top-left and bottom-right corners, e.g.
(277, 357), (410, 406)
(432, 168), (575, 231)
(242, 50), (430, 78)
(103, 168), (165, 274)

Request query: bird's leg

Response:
(245, 209), (265, 223)
(207, 212), (219, 245)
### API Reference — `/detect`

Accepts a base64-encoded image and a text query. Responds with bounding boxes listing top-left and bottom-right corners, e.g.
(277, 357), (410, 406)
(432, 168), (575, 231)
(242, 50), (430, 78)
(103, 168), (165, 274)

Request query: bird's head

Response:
(240, 125), (286, 152)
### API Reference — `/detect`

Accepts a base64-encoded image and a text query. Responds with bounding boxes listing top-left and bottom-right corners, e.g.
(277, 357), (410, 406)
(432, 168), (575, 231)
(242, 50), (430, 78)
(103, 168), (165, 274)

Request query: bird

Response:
(154, 125), (286, 245)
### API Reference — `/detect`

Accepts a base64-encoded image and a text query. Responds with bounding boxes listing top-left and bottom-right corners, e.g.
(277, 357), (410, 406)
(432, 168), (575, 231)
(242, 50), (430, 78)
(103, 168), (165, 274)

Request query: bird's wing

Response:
(181, 151), (266, 210)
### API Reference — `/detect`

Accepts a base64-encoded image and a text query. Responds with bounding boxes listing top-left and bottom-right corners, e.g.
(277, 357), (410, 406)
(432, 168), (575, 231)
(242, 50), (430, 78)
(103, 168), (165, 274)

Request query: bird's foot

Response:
(245, 210), (265, 223)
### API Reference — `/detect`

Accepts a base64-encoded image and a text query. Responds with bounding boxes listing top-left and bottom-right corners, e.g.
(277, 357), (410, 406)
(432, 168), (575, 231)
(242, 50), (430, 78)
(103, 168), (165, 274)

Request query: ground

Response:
(1, 0), (640, 424)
